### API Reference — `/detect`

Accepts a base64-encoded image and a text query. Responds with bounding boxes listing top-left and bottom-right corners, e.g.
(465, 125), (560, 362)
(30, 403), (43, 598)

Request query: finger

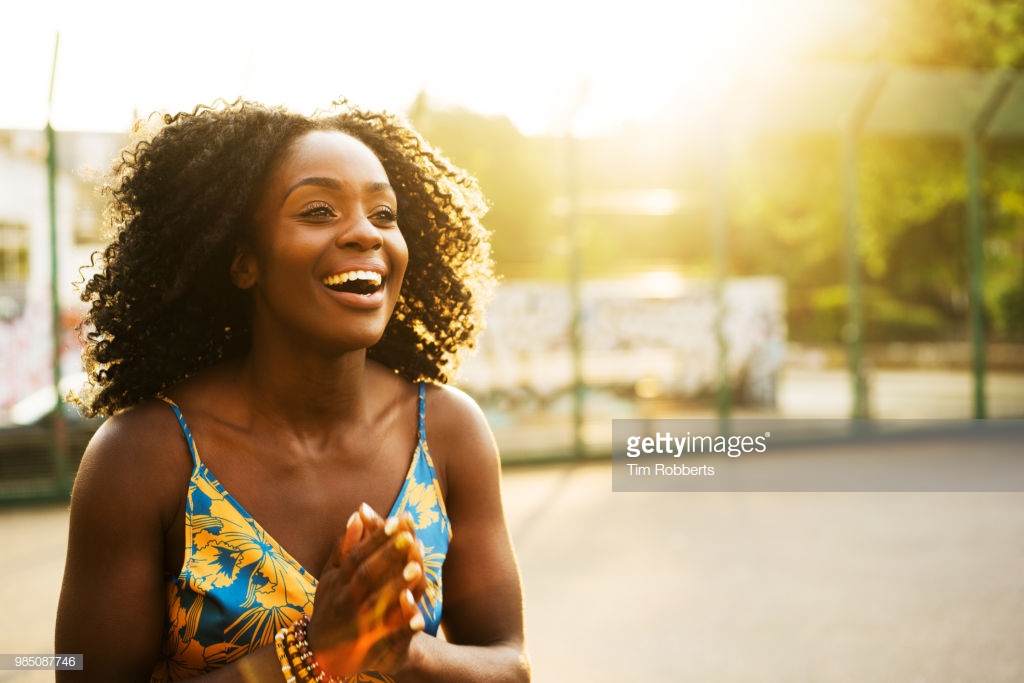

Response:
(320, 512), (365, 573)
(355, 552), (424, 631)
(346, 531), (424, 611)
(343, 580), (414, 669)
(399, 588), (423, 630)
(356, 530), (416, 582)
(358, 594), (424, 673)
(366, 507), (419, 541)
(340, 594), (420, 677)
(339, 524), (410, 582)
(344, 511), (418, 574)
(383, 511), (419, 542)
(341, 510), (365, 558)
(359, 502), (385, 532)
(403, 541), (428, 599)
(333, 502), (404, 564)
(409, 537), (424, 567)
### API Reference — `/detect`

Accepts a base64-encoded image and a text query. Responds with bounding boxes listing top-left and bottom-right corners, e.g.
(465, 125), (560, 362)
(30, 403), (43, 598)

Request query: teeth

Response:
(322, 270), (383, 287)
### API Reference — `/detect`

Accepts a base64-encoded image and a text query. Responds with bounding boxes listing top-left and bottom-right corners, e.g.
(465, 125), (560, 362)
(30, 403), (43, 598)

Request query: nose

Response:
(335, 214), (383, 251)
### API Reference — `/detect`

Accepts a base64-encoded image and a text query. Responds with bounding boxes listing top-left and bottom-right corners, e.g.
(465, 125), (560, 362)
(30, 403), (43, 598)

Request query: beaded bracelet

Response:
(276, 615), (351, 683)
(274, 626), (297, 683)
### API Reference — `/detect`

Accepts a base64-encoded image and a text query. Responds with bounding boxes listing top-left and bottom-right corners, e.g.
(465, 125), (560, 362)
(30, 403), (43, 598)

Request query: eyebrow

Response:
(281, 177), (342, 204)
(281, 177), (395, 205)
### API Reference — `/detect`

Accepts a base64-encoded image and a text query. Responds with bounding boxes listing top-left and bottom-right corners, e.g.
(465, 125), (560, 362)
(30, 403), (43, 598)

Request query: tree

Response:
(407, 93), (561, 279)
(728, 0), (1024, 341)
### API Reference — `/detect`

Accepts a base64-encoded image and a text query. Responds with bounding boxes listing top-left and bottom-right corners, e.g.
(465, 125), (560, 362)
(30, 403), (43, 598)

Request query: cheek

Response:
(257, 231), (320, 276)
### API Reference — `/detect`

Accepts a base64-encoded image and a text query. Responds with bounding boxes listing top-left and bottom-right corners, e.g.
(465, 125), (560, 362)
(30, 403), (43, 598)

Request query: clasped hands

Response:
(306, 503), (427, 678)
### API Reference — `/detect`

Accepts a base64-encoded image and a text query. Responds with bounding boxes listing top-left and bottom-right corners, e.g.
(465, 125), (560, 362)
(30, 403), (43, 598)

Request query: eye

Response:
(371, 206), (399, 224)
(299, 201), (336, 219)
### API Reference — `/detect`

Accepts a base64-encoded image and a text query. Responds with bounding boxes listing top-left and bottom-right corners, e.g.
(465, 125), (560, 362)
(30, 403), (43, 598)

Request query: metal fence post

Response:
(47, 32), (70, 496)
(841, 69), (886, 420)
(965, 70), (1015, 419)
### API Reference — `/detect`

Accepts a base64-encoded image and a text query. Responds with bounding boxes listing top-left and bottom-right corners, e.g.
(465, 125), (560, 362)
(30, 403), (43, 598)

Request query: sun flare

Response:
(1, 0), (869, 135)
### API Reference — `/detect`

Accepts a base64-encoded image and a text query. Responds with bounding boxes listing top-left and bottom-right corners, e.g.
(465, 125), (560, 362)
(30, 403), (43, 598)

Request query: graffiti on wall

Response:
(455, 276), (786, 412)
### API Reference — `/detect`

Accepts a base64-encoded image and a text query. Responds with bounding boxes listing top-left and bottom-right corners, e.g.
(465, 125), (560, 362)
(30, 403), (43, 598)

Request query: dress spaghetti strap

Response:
(159, 397), (200, 469)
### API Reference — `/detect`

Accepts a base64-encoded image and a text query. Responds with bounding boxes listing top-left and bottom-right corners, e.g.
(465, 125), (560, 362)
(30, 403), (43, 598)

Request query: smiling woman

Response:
(73, 101), (493, 415)
(54, 99), (528, 682)
(234, 130), (411, 356)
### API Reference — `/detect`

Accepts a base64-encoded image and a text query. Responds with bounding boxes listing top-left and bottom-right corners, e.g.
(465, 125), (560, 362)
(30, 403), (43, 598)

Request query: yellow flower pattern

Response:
(151, 383), (450, 682)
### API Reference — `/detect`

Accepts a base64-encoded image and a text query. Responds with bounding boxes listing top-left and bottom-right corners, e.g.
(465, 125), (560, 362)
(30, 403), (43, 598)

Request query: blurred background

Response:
(2, 0), (1022, 485)
(1, 0), (1023, 680)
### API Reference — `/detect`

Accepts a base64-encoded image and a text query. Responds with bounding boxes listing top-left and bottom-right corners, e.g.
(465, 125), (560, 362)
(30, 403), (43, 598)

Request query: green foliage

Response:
(880, 0), (1024, 68)
(724, 0), (1024, 342)
(985, 142), (1024, 339)
(793, 284), (847, 343)
(406, 93), (561, 279)
(857, 137), (973, 339)
(728, 134), (844, 284)
(727, 131), (1024, 341)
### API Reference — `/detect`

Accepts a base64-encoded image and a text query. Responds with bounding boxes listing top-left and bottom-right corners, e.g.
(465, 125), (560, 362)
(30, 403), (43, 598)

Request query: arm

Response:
(393, 385), (531, 682)
(55, 403), (206, 681)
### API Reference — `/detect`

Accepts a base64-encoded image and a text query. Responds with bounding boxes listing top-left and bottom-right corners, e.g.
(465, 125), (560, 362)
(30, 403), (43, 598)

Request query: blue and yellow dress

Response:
(150, 383), (450, 682)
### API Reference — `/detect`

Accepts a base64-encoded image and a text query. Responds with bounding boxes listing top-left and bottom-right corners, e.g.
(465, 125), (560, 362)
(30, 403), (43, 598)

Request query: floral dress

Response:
(150, 383), (450, 682)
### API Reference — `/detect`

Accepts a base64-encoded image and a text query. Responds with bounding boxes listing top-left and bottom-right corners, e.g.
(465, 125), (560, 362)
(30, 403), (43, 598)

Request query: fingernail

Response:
(384, 516), (399, 536)
(409, 612), (425, 632)
(360, 502), (377, 518)
(346, 511), (360, 529)
(395, 531), (414, 551)
(403, 561), (422, 582)
(403, 588), (415, 606)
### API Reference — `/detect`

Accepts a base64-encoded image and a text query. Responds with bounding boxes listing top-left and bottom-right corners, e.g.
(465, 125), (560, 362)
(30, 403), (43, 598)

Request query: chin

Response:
(326, 327), (389, 354)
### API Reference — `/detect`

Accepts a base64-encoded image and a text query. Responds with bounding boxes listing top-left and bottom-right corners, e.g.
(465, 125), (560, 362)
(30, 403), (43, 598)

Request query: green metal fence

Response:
(705, 64), (1024, 421)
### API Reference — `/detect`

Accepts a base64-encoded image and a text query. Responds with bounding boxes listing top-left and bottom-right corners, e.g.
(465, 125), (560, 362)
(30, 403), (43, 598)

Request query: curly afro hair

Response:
(75, 98), (494, 417)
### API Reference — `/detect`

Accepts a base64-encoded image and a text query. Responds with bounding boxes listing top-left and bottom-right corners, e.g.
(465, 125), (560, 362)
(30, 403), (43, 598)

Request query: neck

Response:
(238, 334), (374, 432)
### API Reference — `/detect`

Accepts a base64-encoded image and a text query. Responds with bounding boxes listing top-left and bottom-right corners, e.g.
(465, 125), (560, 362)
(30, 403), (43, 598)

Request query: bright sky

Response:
(1, 0), (877, 136)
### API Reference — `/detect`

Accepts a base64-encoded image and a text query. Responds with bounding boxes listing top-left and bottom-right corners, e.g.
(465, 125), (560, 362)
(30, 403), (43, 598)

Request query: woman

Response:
(55, 99), (530, 682)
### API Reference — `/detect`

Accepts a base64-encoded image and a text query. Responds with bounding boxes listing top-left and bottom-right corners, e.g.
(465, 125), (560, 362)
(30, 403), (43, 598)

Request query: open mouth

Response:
(322, 270), (384, 296)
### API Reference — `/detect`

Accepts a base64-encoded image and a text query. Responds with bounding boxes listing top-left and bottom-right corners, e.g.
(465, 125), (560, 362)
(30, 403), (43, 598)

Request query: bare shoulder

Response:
(422, 383), (496, 455)
(421, 383), (500, 500)
(73, 399), (191, 528)
(58, 400), (192, 679)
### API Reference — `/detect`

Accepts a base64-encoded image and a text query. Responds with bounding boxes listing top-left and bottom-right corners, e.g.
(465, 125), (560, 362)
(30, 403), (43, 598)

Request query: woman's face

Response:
(236, 129), (409, 354)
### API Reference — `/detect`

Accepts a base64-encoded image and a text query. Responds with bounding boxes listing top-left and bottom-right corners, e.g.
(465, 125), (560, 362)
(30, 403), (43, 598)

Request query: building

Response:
(0, 128), (127, 423)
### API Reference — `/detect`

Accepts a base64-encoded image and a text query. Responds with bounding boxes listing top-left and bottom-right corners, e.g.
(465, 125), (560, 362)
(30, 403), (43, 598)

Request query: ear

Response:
(230, 245), (258, 290)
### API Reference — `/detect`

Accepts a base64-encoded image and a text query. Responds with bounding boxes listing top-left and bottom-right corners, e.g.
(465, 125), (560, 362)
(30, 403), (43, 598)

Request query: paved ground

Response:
(3, 447), (1024, 682)
(504, 462), (1024, 682)
(0, 503), (71, 683)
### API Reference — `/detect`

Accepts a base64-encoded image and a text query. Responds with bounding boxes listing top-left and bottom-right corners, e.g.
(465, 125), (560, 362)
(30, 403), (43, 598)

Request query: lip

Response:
(324, 286), (388, 309)
(319, 260), (389, 310)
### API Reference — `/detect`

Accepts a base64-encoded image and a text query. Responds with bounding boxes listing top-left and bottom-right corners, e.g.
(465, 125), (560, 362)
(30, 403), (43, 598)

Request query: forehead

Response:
(269, 130), (390, 188)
